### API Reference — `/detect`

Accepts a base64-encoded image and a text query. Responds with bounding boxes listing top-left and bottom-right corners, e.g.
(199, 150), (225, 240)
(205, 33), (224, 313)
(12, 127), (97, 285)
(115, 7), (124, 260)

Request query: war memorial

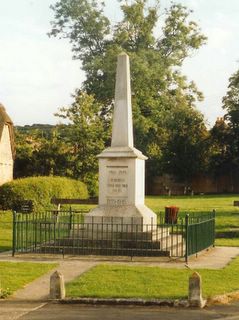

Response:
(11, 53), (215, 261)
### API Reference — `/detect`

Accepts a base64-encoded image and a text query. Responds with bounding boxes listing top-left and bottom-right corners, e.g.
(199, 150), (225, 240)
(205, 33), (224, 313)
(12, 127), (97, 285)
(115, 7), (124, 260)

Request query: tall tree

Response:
(218, 69), (239, 183)
(209, 117), (232, 176)
(49, 0), (207, 182)
(223, 70), (239, 123)
(161, 104), (209, 182)
(14, 127), (70, 178)
(55, 90), (110, 195)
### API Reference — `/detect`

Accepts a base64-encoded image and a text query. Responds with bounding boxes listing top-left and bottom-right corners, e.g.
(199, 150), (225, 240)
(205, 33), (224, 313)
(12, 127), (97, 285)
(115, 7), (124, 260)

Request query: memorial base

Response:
(85, 204), (156, 232)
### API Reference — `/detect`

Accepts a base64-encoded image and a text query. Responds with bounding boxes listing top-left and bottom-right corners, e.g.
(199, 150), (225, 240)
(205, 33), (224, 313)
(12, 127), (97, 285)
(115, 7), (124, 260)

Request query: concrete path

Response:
(0, 246), (239, 302)
(111, 246), (239, 269)
(11, 260), (98, 301)
(187, 246), (239, 269)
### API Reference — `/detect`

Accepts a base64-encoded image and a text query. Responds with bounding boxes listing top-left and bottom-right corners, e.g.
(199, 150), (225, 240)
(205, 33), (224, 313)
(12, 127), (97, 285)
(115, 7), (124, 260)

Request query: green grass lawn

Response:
(145, 195), (239, 246)
(69, 194), (239, 240)
(0, 261), (57, 298)
(66, 257), (239, 300)
(146, 194), (239, 230)
(0, 211), (12, 252)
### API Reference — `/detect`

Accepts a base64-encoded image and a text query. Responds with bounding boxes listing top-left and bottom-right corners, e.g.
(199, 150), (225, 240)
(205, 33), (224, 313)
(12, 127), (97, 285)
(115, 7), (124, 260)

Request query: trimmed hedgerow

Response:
(0, 176), (88, 211)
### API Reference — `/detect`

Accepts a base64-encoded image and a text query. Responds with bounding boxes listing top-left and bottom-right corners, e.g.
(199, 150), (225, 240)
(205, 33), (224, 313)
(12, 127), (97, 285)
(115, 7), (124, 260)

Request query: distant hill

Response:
(15, 124), (56, 131)
(14, 124), (58, 140)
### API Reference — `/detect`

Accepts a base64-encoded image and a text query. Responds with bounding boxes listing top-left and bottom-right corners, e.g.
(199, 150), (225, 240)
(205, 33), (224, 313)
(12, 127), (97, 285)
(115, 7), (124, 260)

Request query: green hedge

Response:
(0, 176), (88, 211)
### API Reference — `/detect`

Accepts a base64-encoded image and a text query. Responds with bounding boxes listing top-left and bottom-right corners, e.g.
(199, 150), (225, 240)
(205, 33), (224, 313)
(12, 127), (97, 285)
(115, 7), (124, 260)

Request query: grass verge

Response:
(215, 238), (239, 247)
(146, 195), (239, 247)
(66, 257), (239, 300)
(0, 211), (12, 252)
(0, 261), (57, 298)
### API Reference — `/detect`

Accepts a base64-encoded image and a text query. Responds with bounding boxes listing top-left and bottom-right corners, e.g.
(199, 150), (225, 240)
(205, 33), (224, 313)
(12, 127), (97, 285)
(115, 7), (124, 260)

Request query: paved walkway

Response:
(114, 246), (239, 269)
(12, 261), (98, 301)
(0, 246), (239, 302)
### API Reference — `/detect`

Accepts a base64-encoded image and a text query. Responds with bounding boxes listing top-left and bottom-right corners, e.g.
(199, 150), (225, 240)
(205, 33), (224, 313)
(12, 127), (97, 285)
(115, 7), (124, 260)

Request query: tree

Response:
(209, 117), (232, 177)
(14, 93), (108, 196)
(223, 70), (239, 129)
(206, 70), (239, 192)
(14, 127), (70, 178)
(49, 0), (207, 182)
(14, 128), (37, 178)
(215, 69), (239, 184)
(55, 90), (110, 195)
(161, 104), (209, 182)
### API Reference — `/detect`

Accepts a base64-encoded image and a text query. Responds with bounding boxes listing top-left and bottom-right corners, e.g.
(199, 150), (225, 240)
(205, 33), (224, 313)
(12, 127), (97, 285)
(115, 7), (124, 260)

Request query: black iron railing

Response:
(12, 210), (215, 261)
(185, 210), (215, 262)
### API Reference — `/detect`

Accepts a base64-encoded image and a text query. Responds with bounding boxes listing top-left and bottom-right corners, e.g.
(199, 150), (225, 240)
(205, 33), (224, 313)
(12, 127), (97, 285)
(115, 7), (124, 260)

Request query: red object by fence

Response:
(165, 206), (179, 224)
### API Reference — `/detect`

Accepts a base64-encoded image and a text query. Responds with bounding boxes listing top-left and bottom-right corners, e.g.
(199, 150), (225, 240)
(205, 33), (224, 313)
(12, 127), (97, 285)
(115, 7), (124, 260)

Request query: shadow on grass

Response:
(216, 230), (239, 238)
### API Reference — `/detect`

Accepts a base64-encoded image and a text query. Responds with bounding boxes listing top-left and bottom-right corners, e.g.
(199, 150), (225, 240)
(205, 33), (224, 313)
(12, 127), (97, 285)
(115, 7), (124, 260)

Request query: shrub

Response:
(0, 176), (88, 211)
(82, 172), (99, 197)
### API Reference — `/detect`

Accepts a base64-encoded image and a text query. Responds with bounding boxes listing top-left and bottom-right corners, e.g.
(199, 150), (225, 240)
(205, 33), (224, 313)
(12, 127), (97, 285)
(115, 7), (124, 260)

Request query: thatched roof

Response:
(0, 103), (15, 159)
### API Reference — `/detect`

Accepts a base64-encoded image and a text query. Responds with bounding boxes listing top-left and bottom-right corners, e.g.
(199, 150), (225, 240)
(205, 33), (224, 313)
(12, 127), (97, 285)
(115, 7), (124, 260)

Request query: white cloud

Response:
(206, 27), (232, 50)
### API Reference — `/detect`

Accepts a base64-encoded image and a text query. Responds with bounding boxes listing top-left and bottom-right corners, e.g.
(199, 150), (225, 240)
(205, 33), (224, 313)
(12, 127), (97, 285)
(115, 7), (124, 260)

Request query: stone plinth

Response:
(86, 151), (156, 229)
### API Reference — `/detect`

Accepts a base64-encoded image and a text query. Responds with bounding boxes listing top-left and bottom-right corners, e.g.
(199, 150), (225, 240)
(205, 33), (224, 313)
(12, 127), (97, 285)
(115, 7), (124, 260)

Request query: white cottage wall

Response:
(0, 124), (14, 185)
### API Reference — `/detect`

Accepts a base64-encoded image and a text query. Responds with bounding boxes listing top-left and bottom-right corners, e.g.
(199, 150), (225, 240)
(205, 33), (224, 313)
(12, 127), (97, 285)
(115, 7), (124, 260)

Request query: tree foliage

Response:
(223, 69), (239, 128)
(55, 90), (110, 194)
(207, 68), (239, 187)
(14, 92), (108, 196)
(209, 117), (231, 176)
(211, 69), (239, 177)
(48, 0), (208, 183)
(14, 127), (70, 178)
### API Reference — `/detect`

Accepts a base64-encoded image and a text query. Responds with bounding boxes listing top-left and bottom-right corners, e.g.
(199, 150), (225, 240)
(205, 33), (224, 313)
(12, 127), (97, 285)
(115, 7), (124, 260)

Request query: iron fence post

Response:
(12, 211), (17, 257)
(34, 212), (37, 251)
(69, 207), (73, 238)
(212, 209), (216, 247)
(185, 214), (189, 264)
(131, 217), (133, 260)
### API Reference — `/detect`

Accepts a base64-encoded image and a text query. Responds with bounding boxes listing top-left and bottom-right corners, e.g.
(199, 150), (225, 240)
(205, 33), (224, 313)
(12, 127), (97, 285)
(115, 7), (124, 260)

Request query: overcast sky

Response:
(0, 0), (238, 127)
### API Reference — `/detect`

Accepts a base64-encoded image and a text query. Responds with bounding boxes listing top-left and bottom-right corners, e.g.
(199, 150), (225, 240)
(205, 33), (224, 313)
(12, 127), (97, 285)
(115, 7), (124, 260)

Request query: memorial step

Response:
(37, 245), (171, 257)
(36, 232), (184, 257)
(69, 226), (170, 240)
(53, 238), (162, 250)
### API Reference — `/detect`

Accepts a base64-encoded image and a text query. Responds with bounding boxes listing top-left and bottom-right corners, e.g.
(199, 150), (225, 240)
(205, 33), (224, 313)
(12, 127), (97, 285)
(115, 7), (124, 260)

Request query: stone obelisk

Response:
(86, 53), (156, 227)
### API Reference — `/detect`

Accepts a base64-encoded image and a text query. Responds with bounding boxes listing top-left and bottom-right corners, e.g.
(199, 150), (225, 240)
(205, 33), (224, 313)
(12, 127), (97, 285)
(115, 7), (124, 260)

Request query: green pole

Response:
(69, 206), (72, 231)
(12, 211), (17, 257)
(185, 214), (189, 264)
(212, 209), (216, 247)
